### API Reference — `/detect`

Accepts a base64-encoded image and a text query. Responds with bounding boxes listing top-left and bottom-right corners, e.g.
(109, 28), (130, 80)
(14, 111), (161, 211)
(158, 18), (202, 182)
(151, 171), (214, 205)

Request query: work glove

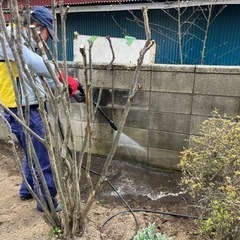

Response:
(59, 71), (85, 103)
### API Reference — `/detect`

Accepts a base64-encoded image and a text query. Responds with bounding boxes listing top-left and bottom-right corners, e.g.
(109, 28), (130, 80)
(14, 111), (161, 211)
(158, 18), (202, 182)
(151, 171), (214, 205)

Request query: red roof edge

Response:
(2, 0), (146, 9)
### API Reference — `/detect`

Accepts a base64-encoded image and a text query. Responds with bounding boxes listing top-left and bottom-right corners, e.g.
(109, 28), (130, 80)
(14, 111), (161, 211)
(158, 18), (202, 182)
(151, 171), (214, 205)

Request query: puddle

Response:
(100, 159), (184, 201)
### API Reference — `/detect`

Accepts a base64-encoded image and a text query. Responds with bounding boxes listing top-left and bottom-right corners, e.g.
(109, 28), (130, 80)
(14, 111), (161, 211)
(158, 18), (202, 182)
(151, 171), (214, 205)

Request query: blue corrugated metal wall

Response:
(55, 4), (240, 65)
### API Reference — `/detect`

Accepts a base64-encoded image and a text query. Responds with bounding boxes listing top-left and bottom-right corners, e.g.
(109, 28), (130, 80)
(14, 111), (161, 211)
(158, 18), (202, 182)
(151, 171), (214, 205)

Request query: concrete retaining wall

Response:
(1, 63), (240, 171)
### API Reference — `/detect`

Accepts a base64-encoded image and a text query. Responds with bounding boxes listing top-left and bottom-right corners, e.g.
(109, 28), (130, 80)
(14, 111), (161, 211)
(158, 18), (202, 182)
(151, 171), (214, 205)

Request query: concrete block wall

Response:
(1, 63), (240, 171)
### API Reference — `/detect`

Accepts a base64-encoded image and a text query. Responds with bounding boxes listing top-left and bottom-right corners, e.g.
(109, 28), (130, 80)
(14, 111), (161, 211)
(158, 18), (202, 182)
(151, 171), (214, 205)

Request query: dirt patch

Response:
(0, 140), (203, 240)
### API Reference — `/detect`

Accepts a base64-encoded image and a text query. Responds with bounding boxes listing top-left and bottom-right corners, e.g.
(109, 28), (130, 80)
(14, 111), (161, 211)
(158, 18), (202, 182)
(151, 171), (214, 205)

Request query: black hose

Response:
(93, 101), (118, 131)
(100, 209), (204, 240)
(101, 208), (202, 229)
(81, 165), (139, 238)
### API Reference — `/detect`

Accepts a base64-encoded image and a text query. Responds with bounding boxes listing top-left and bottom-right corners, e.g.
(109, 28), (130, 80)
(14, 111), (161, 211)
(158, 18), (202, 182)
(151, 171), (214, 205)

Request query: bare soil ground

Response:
(0, 140), (204, 240)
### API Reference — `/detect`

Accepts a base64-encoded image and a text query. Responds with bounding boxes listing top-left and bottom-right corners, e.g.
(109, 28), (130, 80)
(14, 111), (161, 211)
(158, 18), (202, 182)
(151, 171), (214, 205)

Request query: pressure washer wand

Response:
(70, 79), (118, 131)
(93, 101), (118, 131)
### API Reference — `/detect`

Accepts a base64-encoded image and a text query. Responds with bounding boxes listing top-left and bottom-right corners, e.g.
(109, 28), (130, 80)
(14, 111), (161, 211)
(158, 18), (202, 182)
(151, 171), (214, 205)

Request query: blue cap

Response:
(31, 6), (57, 40)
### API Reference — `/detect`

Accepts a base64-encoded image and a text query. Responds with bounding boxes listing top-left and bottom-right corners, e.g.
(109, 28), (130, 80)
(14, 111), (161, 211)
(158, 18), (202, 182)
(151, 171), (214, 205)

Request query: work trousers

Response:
(4, 105), (57, 202)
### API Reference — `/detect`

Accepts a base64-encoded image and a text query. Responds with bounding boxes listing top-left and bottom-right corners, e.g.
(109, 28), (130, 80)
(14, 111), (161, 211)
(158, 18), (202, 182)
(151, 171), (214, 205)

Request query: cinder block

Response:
(128, 109), (149, 128)
(138, 71), (151, 91)
(113, 90), (150, 110)
(194, 73), (240, 96)
(152, 71), (194, 93)
(190, 115), (210, 135)
(192, 95), (239, 117)
(113, 70), (151, 90)
(92, 88), (113, 107)
(113, 90), (129, 107)
(149, 130), (188, 151)
(148, 148), (181, 171)
(124, 109), (149, 129)
(74, 136), (84, 151)
(150, 92), (192, 114)
(149, 112), (190, 134)
(76, 68), (85, 84)
(71, 103), (86, 121)
(94, 106), (114, 125)
(71, 119), (86, 137)
(92, 123), (113, 141)
(113, 70), (132, 89)
(120, 127), (148, 146)
(131, 91), (150, 110)
(92, 69), (112, 88)
(112, 108), (127, 129)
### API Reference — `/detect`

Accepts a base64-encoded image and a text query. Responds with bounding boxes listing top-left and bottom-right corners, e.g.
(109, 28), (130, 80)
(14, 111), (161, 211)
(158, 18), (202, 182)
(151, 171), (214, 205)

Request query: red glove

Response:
(59, 71), (85, 102)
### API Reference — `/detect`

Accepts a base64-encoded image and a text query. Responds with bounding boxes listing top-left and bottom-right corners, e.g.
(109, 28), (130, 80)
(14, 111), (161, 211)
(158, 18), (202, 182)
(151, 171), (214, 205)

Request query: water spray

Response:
(93, 102), (146, 152)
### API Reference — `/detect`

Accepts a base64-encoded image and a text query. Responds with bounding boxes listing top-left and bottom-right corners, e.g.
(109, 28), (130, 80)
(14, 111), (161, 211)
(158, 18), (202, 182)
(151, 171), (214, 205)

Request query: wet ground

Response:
(104, 160), (183, 200)
(82, 155), (191, 211)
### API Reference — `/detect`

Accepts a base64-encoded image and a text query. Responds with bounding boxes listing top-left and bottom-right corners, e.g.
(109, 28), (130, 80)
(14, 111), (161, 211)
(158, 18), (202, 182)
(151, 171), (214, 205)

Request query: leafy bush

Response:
(133, 223), (173, 240)
(180, 111), (240, 240)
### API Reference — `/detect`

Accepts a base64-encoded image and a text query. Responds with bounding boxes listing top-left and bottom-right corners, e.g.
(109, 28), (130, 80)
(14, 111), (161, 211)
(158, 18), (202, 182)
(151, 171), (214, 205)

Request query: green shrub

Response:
(180, 111), (240, 240)
(133, 223), (173, 240)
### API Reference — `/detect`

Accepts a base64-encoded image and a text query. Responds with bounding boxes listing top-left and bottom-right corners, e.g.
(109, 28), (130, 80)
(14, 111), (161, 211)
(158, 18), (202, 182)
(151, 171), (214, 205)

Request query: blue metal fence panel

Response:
(57, 4), (240, 65)
(205, 5), (240, 65)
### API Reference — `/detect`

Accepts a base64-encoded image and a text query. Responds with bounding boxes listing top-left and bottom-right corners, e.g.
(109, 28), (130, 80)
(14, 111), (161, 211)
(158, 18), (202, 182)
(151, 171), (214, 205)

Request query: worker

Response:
(0, 6), (83, 212)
